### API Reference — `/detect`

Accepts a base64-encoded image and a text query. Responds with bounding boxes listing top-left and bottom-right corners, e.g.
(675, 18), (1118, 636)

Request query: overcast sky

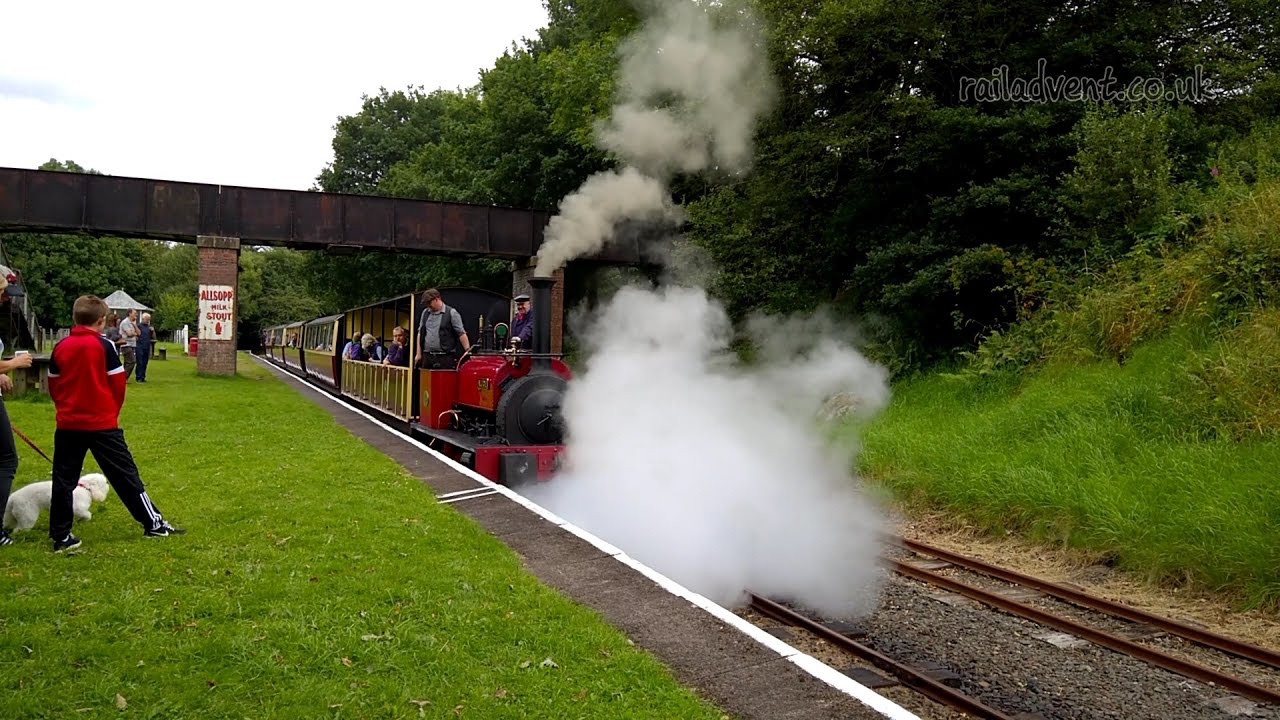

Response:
(0, 0), (551, 191)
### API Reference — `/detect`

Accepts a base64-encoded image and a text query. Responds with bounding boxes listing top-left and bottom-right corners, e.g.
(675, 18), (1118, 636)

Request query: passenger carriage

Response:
(263, 324), (287, 365)
(302, 314), (344, 391)
(280, 321), (306, 376)
(338, 293), (416, 419)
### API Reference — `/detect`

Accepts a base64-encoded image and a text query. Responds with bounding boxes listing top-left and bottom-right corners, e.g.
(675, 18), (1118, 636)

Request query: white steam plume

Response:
(534, 0), (775, 276)
(524, 286), (892, 619)
(596, 0), (774, 177)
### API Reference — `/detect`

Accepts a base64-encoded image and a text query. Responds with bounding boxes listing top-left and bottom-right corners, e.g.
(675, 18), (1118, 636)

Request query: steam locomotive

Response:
(262, 276), (569, 485)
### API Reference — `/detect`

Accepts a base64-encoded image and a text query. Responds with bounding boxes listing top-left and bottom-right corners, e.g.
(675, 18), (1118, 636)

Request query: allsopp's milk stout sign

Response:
(198, 284), (235, 340)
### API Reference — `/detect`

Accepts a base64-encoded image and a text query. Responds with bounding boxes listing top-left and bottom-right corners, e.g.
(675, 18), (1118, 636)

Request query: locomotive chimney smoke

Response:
(533, 0), (775, 277)
(535, 168), (682, 277)
(529, 275), (554, 366)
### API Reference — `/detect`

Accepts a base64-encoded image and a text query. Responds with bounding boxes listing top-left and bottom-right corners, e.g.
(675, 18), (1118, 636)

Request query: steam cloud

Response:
(522, 0), (893, 620)
(533, 0), (774, 275)
(525, 287), (891, 618)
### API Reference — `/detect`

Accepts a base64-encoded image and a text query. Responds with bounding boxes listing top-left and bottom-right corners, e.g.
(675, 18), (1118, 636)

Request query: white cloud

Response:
(0, 0), (549, 190)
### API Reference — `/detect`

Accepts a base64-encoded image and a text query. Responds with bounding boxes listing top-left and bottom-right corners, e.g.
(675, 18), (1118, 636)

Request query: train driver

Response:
(510, 293), (534, 350)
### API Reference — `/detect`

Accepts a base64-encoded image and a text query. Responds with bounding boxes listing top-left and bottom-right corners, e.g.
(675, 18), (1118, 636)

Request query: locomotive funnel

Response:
(529, 275), (555, 365)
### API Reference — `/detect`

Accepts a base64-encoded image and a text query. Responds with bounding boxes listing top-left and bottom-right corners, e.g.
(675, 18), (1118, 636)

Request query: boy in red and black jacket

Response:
(47, 295), (184, 552)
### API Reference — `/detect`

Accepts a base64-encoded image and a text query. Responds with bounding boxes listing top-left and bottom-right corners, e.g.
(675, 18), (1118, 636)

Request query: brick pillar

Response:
(511, 259), (564, 354)
(196, 235), (240, 375)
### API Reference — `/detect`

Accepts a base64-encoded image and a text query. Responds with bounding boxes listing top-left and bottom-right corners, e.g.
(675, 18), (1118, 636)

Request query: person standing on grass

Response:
(135, 312), (153, 383)
(119, 308), (139, 380)
(47, 295), (185, 553)
(0, 265), (33, 547)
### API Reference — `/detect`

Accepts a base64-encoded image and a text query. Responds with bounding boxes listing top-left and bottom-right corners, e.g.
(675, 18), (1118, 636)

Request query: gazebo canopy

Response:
(103, 289), (153, 312)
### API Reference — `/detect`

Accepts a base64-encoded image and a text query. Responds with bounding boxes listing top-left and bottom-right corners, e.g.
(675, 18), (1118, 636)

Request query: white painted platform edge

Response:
(252, 355), (920, 720)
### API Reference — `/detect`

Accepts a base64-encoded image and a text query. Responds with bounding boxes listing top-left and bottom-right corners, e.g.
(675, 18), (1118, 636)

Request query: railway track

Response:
(743, 539), (1280, 718)
(749, 593), (1023, 719)
(891, 536), (1280, 670)
(887, 536), (1280, 706)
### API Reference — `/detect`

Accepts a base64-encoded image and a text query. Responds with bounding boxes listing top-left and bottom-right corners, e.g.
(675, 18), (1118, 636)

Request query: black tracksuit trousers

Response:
(49, 428), (163, 540)
(0, 399), (18, 532)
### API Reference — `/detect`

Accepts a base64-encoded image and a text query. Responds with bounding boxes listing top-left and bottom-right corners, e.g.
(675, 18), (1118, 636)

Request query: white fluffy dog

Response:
(3, 473), (111, 532)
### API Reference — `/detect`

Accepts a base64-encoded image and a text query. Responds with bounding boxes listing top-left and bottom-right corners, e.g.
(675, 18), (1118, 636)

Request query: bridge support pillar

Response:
(196, 235), (240, 376)
(512, 260), (564, 354)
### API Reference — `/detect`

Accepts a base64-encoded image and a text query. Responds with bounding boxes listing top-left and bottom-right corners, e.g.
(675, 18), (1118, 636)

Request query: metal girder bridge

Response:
(0, 167), (645, 264)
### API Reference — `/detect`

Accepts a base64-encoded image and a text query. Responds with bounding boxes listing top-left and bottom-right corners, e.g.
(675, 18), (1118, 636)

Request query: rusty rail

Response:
(894, 536), (1280, 671)
(749, 593), (1019, 720)
(890, 559), (1280, 705)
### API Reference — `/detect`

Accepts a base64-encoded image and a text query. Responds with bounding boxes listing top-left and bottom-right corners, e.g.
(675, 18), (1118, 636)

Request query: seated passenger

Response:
(346, 334), (367, 361)
(361, 333), (382, 362)
(382, 326), (409, 367)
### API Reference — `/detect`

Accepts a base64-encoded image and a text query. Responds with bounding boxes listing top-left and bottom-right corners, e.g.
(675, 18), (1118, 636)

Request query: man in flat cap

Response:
(415, 288), (470, 369)
(510, 292), (534, 350)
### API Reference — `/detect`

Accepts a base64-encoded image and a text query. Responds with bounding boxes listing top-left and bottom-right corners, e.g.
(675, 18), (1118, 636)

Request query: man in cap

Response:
(414, 288), (470, 369)
(0, 265), (34, 547)
(510, 292), (534, 350)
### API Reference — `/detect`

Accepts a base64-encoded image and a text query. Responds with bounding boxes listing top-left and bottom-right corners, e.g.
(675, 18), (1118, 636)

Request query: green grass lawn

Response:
(850, 336), (1280, 609)
(0, 352), (727, 719)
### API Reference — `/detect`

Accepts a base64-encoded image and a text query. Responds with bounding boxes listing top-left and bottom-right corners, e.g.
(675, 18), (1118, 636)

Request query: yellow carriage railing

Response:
(341, 359), (413, 419)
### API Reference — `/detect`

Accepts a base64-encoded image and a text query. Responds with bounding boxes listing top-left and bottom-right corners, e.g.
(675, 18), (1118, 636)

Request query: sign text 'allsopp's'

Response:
(198, 284), (235, 341)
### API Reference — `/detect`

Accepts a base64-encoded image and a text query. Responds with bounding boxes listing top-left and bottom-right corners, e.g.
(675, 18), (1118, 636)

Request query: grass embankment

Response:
(853, 334), (1280, 608)
(0, 353), (724, 719)
(852, 158), (1280, 609)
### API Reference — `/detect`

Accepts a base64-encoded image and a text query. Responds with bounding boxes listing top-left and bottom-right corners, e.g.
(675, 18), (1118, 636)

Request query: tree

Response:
(0, 234), (153, 327)
(315, 87), (471, 195)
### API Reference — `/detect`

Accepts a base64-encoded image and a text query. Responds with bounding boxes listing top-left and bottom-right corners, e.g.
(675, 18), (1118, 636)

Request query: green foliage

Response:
(1056, 104), (1181, 259)
(873, 120), (1280, 606)
(379, 90), (491, 202)
(536, 0), (640, 54)
(543, 34), (624, 151)
(682, 0), (1279, 367)
(300, 253), (509, 315)
(313, 4), (642, 314)
(38, 158), (99, 174)
(315, 87), (468, 194)
(0, 234), (155, 327)
(154, 290), (197, 332)
(1177, 310), (1280, 439)
(972, 122), (1280, 370)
